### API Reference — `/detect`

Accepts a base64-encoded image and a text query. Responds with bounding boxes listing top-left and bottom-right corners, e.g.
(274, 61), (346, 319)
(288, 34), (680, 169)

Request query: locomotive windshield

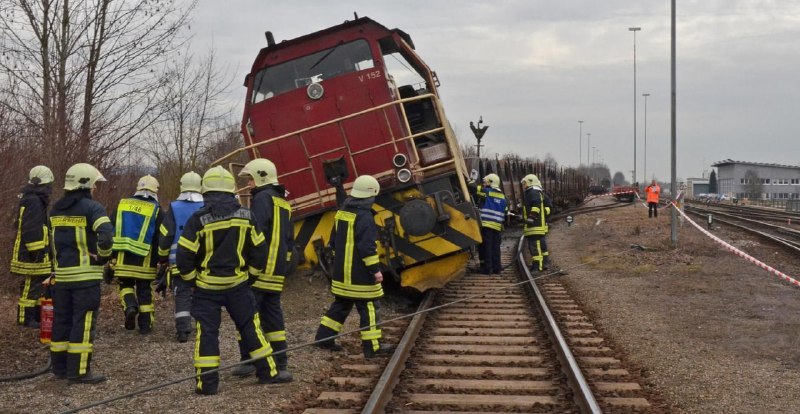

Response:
(251, 39), (374, 103)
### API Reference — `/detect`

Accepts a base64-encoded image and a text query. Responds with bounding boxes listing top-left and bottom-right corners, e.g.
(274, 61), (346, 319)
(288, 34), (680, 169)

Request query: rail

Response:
(516, 236), (602, 414)
(361, 290), (436, 413)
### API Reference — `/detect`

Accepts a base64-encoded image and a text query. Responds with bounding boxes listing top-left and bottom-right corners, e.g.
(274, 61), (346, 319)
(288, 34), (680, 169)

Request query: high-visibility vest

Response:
(168, 200), (203, 264)
(113, 197), (160, 256)
(478, 186), (507, 231)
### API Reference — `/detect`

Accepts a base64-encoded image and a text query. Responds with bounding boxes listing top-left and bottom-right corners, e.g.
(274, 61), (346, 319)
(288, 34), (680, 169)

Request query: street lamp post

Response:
(578, 120), (584, 166)
(629, 26), (641, 186)
(586, 133), (591, 166)
(643, 93), (650, 183)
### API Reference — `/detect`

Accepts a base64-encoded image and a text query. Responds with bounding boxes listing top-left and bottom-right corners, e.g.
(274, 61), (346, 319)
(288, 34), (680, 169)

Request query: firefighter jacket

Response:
(176, 192), (267, 291)
(11, 184), (52, 276)
(49, 190), (114, 284)
(475, 185), (508, 231)
(112, 196), (163, 279)
(329, 197), (383, 300)
(249, 184), (294, 293)
(158, 197), (204, 265)
(522, 186), (552, 236)
(646, 184), (660, 203)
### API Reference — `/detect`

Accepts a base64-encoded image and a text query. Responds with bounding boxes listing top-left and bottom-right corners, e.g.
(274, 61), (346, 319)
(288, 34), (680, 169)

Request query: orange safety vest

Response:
(646, 185), (660, 203)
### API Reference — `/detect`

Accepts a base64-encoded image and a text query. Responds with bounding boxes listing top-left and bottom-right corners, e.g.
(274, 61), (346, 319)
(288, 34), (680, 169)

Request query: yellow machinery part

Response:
(400, 252), (469, 291)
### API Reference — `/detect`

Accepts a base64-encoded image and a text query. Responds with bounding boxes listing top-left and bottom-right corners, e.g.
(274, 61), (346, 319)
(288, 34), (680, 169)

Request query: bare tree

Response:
(142, 45), (237, 198)
(0, 0), (197, 176)
(744, 169), (763, 199)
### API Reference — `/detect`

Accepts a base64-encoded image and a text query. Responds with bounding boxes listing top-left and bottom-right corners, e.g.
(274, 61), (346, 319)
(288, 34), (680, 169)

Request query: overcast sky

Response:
(189, 1), (800, 183)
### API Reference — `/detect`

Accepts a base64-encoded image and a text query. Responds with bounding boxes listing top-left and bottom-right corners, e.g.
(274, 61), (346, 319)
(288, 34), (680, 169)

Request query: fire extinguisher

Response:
(39, 279), (54, 345)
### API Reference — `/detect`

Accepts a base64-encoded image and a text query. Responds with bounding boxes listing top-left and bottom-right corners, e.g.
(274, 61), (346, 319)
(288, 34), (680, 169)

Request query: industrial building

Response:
(712, 159), (800, 200)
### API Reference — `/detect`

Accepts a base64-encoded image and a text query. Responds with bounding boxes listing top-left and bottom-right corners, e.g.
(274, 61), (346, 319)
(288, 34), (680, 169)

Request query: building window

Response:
(761, 178), (771, 185)
(774, 178), (789, 185)
(792, 178), (800, 185)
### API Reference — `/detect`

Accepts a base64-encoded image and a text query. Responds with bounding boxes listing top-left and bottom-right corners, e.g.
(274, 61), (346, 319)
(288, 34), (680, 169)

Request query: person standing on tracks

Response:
(108, 175), (163, 334)
(49, 163), (113, 384)
(645, 179), (660, 218)
(231, 158), (294, 382)
(176, 166), (284, 395)
(313, 175), (394, 359)
(11, 166), (55, 328)
(156, 171), (204, 343)
(521, 174), (552, 272)
(474, 173), (508, 274)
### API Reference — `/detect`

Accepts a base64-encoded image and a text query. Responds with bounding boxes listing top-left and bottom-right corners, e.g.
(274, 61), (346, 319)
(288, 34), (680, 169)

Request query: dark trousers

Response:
(479, 227), (503, 273)
(51, 283), (101, 379)
(239, 290), (288, 369)
(173, 275), (193, 334)
(648, 202), (658, 218)
(315, 296), (382, 354)
(191, 283), (277, 393)
(118, 277), (154, 331)
(526, 235), (550, 271)
(18, 274), (47, 325)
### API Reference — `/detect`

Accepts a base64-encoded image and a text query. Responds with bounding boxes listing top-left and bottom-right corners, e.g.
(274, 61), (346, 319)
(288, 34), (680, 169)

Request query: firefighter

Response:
(49, 163), (113, 384)
(156, 171), (203, 343)
(232, 159), (294, 381)
(645, 179), (660, 218)
(474, 173), (508, 274)
(176, 166), (286, 395)
(521, 174), (552, 272)
(313, 175), (394, 359)
(109, 175), (163, 334)
(12, 166), (54, 328)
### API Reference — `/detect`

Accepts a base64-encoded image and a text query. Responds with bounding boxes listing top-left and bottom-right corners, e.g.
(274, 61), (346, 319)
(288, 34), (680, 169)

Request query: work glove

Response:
(102, 262), (115, 284)
(154, 264), (169, 297)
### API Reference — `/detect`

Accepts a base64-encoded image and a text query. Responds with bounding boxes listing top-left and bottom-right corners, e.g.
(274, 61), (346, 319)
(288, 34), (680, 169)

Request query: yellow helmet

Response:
(64, 163), (106, 191)
(202, 166), (235, 194)
(238, 158), (278, 187)
(483, 173), (501, 188)
(521, 174), (541, 188)
(350, 175), (380, 199)
(136, 175), (159, 193)
(180, 171), (202, 193)
(29, 165), (54, 185)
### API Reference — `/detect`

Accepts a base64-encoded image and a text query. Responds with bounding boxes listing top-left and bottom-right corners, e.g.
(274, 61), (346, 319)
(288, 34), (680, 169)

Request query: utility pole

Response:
(670, 1), (678, 245)
(470, 116), (489, 159)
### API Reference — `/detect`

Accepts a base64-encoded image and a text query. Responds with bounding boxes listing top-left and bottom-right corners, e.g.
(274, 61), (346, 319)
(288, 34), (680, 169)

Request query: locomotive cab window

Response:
(251, 39), (375, 103)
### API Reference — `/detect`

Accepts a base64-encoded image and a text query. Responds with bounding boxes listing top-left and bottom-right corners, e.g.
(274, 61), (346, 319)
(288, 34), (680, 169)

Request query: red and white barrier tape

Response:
(585, 190), (638, 202)
(672, 202), (800, 288)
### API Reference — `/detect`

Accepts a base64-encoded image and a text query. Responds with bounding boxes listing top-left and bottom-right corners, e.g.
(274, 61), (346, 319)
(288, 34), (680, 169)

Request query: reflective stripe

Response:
(92, 216), (111, 231)
(25, 240), (47, 250)
(482, 221), (503, 231)
(263, 197), (291, 277)
(335, 211), (357, 285)
(112, 198), (158, 256)
(265, 330), (286, 342)
(178, 236), (200, 253)
(331, 280), (384, 299)
(119, 287), (135, 309)
(362, 254), (379, 267)
(175, 311), (191, 318)
(193, 321), (221, 368)
(321, 316), (343, 332)
(363, 301), (381, 351)
(139, 304), (154, 313)
(50, 341), (69, 352)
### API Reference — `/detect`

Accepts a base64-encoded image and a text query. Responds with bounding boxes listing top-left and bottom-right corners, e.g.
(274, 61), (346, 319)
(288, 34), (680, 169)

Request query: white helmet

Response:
(483, 173), (500, 188)
(350, 175), (380, 199)
(202, 166), (236, 194)
(136, 175), (159, 193)
(180, 171), (202, 193)
(29, 165), (54, 185)
(238, 158), (278, 187)
(64, 163), (106, 191)
(521, 174), (541, 188)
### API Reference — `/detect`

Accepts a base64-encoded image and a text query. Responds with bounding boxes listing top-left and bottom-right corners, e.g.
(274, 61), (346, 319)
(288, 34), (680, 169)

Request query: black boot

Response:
(124, 307), (137, 330)
(363, 342), (395, 359)
(68, 372), (107, 384)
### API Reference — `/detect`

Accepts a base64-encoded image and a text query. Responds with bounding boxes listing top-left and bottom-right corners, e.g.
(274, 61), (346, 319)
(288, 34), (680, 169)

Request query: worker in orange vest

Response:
(645, 179), (660, 218)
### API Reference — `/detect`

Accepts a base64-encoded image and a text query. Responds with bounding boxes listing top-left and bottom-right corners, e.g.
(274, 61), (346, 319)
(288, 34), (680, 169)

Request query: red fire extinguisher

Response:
(40, 280), (54, 344)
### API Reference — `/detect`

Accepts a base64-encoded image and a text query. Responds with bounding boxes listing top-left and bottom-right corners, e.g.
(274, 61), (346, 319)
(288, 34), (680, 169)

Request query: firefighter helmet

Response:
(180, 171), (202, 193)
(29, 165), (54, 185)
(521, 174), (541, 188)
(238, 158), (278, 187)
(136, 175), (159, 193)
(64, 163), (106, 191)
(350, 175), (380, 199)
(483, 173), (501, 188)
(202, 166), (235, 194)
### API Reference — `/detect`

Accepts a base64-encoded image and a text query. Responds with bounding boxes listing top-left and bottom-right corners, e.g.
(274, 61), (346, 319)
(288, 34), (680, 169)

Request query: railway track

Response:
(685, 205), (800, 253)
(297, 236), (660, 413)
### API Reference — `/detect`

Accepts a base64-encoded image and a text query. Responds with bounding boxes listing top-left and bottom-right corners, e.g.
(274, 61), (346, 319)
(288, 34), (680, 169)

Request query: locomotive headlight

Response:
(397, 168), (412, 183)
(307, 82), (324, 100)
(392, 153), (408, 168)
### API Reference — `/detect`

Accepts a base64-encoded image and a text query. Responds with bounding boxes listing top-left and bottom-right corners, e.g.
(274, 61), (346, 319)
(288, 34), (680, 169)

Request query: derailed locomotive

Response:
(217, 16), (481, 291)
